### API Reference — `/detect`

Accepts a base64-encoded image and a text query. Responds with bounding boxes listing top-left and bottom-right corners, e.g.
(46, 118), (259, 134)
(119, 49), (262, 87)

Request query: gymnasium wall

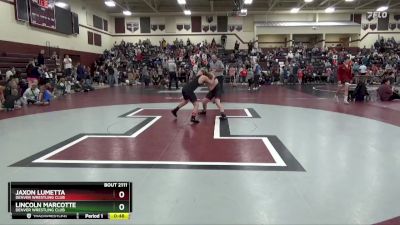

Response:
(325, 34), (350, 46)
(1, 0), (400, 64)
(113, 15), (254, 49)
(360, 13), (400, 48)
(0, 0), (113, 62)
(257, 34), (289, 48)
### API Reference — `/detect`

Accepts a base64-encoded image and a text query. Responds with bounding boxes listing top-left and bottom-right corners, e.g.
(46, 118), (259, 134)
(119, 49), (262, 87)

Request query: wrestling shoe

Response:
(220, 113), (227, 120)
(191, 116), (200, 123)
(171, 108), (178, 117)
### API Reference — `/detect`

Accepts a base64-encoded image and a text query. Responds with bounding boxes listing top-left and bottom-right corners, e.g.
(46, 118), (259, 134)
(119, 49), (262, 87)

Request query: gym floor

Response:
(1, 84), (399, 225)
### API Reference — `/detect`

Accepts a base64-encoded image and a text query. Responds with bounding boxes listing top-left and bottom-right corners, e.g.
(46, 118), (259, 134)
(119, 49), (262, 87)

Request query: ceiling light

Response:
(184, 9), (191, 15)
(244, 0), (253, 4)
(325, 7), (335, 13)
(55, 1), (68, 8)
(376, 6), (388, 11)
(105, 0), (116, 7)
(290, 7), (300, 13)
(345, 0), (354, 2)
(304, 0), (313, 3)
(241, 8), (248, 13)
(123, 10), (132, 16)
(178, 0), (186, 5)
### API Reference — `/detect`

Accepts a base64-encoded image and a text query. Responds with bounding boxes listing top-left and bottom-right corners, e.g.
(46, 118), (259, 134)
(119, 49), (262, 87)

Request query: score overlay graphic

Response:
(8, 182), (132, 220)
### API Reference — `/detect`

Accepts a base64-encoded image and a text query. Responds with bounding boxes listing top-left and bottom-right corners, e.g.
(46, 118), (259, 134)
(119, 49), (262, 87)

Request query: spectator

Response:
(38, 84), (53, 105)
(221, 34), (227, 49)
(228, 64), (237, 86)
(76, 63), (86, 82)
(287, 51), (294, 62)
(0, 85), (5, 107)
(22, 83), (40, 104)
(234, 40), (240, 53)
(55, 78), (66, 96)
(167, 57), (178, 90)
(209, 54), (224, 92)
(239, 65), (248, 85)
(63, 54), (72, 76)
(178, 66), (187, 84)
(359, 63), (367, 75)
(151, 68), (161, 87)
(142, 65), (150, 87)
(248, 40), (253, 55)
(377, 78), (400, 101)
(297, 68), (304, 85)
(247, 65), (254, 91)
(253, 60), (262, 90)
(5, 67), (15, 81)
(335, 60), (352, 104)
(37, 49), (45, 66)
(3, 88), (20, 111)
(27, 65), (42, 87)
(106, 65), (114, 87)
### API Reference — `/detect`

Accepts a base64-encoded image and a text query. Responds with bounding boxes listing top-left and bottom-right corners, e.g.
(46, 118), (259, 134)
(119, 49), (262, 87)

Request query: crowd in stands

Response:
(91, 36), (399, 100)
(0, 50), (96, 111)
(1, 36), (400, 111)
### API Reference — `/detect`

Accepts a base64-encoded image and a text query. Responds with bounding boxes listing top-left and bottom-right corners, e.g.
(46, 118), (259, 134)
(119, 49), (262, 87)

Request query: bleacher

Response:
(0, 52), (58, 80)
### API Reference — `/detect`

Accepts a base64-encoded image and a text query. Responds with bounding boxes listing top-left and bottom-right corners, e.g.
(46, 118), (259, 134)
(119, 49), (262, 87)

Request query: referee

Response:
(209, 54), (225, 93)
(167, 57), (178, 90)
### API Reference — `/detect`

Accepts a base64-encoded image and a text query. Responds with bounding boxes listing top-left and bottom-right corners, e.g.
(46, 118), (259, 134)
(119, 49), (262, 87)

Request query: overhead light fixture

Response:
(304, 0), (313, 2)
(178, 0), (186, 5)
(376, 6), (388, 11)
(345, 0), (354, 2)
(55, 1), (68, 8)
(184, 9), (191, 15)
(241, 8), (248, 13)
(123, 10), (132, 16)
(325, 7), (335, 13)
(244, 0), (253, 4)
(105, 0), (116, 7)
(290, 7), (300, 13)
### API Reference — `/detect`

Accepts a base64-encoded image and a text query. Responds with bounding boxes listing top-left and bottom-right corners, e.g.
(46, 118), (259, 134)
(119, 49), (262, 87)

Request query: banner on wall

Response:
(210, 25), (217, 32)
(184, 24), (190, 31)
(29, 0), (56, 29)
(126, 22), (139, 32)
(367, 11), (388, 21)
(369, 23), (377, 30)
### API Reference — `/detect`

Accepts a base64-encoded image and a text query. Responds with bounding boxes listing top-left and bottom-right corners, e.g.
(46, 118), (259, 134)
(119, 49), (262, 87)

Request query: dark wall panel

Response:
(351, 14), (362, 24)
(88, 31), (93, 45)
(93, 15), (103, 30)
(72, 12), (79, 34)
(217, 16), (227, 32)
(55, 6), (73, 35)
(103, 19), (108, 32)
(94, 33), (102, 46)
(15, 0), (29, 22)
(378, 13), (389, 31)
(140, 17), (150, 33)
(115, 17), (125, 33)
(191, 16), (201, 32)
